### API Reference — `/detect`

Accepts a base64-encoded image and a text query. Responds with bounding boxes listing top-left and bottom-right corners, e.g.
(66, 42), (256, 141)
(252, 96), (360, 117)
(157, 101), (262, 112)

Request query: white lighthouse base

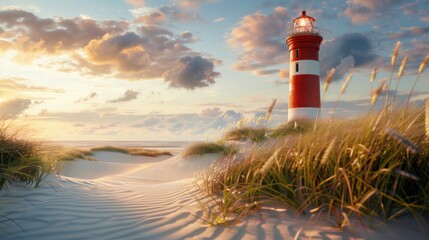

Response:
(288, 107), (319, 121)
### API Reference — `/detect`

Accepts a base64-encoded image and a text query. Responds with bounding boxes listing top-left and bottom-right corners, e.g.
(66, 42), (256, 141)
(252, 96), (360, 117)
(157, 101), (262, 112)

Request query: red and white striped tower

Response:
(286, 10), (323, 121)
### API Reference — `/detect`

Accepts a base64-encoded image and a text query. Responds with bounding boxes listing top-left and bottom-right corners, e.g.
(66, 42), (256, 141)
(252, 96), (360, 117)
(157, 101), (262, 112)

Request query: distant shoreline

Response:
(46, 140), (195, 148)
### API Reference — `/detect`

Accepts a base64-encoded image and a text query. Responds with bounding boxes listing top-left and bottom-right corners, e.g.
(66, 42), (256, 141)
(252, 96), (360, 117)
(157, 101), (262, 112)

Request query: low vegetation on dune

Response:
(223, 127), (268, 143)
(0, 124), (58, 190)
(182, 142), (238, 158)
(194, 45), (429, 229)
(90, 146), (173, 157)
(0, 136), (174, 189)
(197, 109), (429, 227)
(47, 147), (95, 161)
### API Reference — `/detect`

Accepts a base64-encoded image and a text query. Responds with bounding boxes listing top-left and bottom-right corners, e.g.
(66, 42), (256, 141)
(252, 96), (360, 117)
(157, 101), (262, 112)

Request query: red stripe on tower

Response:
(286, 11), (323, 121)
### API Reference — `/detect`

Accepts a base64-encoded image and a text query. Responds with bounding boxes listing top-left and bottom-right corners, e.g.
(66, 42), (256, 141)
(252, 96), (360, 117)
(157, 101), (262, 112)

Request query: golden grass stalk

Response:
(390, 56), (408, 113)
(385, 128), (421, 154)
(264, 98), (277, 123)
(259, 149), (279, 175)
(323, 68), (336, 93)
(391, 41), (401, 66)
(418, 53), (429, 74)
(369, 78), (387, 114)
(370, 67), (377, 94)
(397, 56), (408, 78)
(331, 72), (353, 121)
(321, 137), (336, 165)
(385, 41), (401, 115)
(340, 73), (353, 94)
(425, 98), (429, 138)
(405, 54), (429, 111)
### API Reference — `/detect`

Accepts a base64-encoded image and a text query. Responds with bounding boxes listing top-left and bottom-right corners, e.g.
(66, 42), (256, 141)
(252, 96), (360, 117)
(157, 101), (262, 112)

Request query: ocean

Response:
(48, 140), (195, 152)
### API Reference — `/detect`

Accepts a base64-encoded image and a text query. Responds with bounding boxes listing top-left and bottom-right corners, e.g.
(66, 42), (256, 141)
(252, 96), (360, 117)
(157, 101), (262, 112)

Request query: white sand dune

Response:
(0, 151), (428, 240)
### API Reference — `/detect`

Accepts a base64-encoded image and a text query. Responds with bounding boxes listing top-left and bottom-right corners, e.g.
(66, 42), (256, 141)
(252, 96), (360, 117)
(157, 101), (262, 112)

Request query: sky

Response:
(0, 0), (428, 141)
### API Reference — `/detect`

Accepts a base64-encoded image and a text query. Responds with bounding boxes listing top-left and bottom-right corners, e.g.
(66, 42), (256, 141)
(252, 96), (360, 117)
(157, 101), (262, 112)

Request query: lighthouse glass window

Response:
(294, 18), (314, 33)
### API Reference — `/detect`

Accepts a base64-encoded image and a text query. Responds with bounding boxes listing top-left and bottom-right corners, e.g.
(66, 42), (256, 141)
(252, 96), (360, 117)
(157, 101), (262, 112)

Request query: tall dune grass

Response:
(0, 123), (58, 190)
(196, 108), (429, 227)
(195, 43), (429, 229)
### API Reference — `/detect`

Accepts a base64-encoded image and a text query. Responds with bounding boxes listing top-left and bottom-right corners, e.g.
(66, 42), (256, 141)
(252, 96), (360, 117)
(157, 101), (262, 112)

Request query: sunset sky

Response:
(0, 0), (428, 141)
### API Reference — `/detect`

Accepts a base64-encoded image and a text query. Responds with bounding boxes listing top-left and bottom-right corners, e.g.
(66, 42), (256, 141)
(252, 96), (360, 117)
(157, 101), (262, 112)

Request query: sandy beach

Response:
(0, 146), (428, 240)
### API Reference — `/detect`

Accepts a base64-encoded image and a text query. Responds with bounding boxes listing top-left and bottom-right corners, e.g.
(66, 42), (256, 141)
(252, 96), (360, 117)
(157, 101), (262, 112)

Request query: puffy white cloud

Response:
(229, 7), (290, 72)
(134, 5), (202, 25)
(200, 107), (223, 118)
(0, 9), (129, 55)
(0, 9), (220, 89)
(344, 0), (405, 24)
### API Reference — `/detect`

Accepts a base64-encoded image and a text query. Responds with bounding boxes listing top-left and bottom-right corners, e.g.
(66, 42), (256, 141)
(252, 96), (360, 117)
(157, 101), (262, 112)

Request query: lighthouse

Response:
(286, 11), (323, 121)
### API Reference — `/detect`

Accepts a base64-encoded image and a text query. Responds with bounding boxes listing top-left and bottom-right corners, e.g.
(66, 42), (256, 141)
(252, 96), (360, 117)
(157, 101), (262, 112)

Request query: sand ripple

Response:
(0, 152), (428, 240)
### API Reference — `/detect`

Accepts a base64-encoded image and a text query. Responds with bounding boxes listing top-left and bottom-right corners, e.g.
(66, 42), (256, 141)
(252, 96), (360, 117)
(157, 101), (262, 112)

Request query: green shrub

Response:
(223, 127), (267, 143)
(90, 146), (172, 157)
(182, 142), (238, 158)
(268, 119), (313, 138)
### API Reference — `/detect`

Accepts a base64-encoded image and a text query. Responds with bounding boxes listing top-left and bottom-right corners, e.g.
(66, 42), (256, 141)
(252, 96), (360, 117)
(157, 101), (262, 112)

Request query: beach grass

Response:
(223, 127), (268, 143)
(48, 148), (95, 161)
(195, 44), (429, 229)
(0, 124), (58, 190)
(182, 142), (238, 158)
(267, 119), (313, 138)
(90, 146), (173, 157)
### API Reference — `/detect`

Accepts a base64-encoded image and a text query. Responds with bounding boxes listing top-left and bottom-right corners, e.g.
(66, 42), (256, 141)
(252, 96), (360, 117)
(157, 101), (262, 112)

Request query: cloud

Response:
(32, 106), (247, 139)
(0, 9), (220, 87)
(69, 25), (214, 82)
(126, 0), (145, 7)
(213, 17), (225, 22)
(163, 56), (220, 89)
(278, 69), (289, 79)
(252, 69), (279, 76)
(388, 27), (429, 39)
(76, 92), (97, 103)
(274, 80), (288, 86)
(344, 0), (405, 24)
(229, 6), (379, 81)
(83, 122), (119, 134)
(109, 90), (140, 103)
(173, 0), (218, 8)
(0, 98), (31, 119)
(319, 33), (379, 80)
(200, 107), (223, 118)
(229, 7), (290, 73)
(343, 6), (373, 24)
(0, 77), (64, 93)
(0, 9), (129, 57)
(401, 39), (429, 67)
(209, 110), (243, 129)
(133, 5), (202, 25)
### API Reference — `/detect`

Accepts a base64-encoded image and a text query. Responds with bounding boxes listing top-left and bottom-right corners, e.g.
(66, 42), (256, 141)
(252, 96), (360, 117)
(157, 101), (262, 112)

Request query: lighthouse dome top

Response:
(289, 10), (319, 36)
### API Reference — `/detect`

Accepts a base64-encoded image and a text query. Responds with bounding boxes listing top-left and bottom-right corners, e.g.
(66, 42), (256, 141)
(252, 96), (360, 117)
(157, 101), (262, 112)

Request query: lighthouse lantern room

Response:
(286, 11), (323, 121)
